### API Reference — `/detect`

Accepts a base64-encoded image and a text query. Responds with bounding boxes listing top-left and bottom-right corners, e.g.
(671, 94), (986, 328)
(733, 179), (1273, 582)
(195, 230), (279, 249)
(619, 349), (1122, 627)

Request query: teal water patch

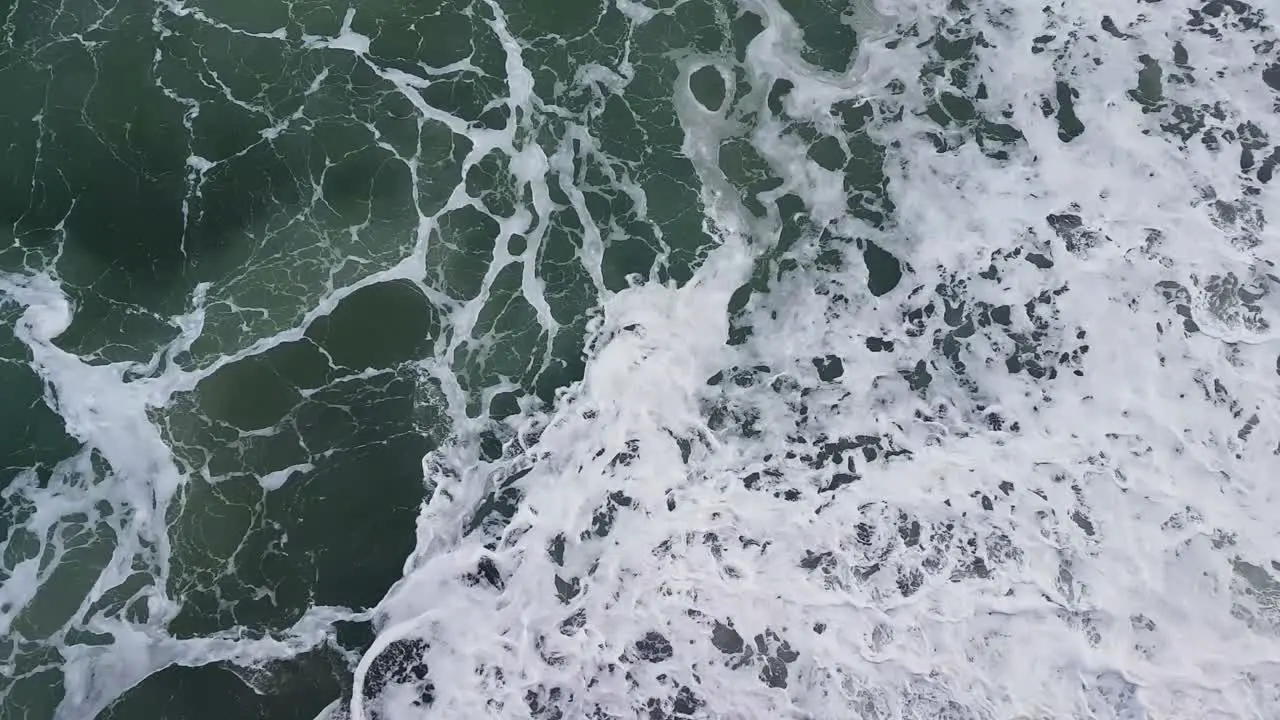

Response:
(98, 647), (350, 720)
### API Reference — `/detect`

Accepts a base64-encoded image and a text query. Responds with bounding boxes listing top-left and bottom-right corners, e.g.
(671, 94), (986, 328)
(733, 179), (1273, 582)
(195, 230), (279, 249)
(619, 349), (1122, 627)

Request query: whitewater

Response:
(1, 0), (1279, 718)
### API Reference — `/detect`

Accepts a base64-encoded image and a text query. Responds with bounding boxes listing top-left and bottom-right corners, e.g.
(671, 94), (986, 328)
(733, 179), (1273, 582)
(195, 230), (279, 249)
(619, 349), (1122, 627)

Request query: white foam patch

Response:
(306, 9), (371, 55)
(3, 0), (1278, 716)
(350, 0), (1280, 718)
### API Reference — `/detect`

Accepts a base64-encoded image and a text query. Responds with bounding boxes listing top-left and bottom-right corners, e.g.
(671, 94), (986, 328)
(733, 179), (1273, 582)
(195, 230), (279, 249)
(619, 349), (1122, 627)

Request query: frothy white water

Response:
(352, 0), (1280, 718)
(1, 0), (1277, 715)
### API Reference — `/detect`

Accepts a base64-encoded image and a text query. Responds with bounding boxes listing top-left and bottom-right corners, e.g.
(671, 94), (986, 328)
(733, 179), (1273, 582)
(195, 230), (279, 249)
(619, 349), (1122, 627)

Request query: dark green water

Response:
(0, 0), (870, 716)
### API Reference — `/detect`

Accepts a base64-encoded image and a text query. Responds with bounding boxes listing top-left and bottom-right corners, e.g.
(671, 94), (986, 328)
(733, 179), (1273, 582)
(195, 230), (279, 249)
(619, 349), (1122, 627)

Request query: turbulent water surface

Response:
(2, 0), (1279, 717)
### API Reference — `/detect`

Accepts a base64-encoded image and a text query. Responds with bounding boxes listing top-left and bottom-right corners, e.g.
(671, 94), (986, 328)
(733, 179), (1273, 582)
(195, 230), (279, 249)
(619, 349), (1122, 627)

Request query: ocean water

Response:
(1, 0), (1279, 717)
